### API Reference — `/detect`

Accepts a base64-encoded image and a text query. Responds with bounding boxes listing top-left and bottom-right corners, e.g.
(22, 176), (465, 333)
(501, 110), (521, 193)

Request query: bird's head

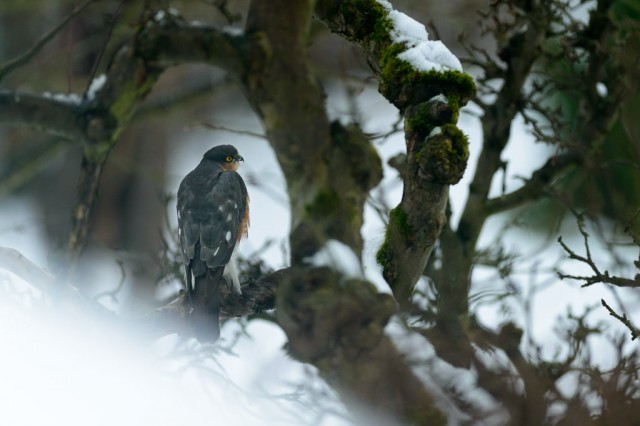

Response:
(203, 144), (244, 171)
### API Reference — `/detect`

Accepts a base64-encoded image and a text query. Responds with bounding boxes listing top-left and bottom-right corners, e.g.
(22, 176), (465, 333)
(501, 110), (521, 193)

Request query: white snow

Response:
(398, 40), (463, 73)
(388, 10), (429, 45)
(386, 318), (508, 425)
(304, 239), (365, 279)
(376, 0), (393, 11)
(429, 126), (442, 137)
(43, 91), (82, 105)
(222, 26), (244, 36)
(378, 1), (463, 72)
(86, 74), (107, 100)
(429, 94), (448, 104)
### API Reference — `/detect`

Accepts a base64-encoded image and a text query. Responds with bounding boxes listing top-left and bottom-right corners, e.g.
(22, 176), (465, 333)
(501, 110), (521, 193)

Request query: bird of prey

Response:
(177, 145), (249, 342)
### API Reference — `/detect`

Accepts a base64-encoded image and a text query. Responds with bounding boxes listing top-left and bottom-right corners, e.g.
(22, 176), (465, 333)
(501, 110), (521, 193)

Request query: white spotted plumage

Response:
(177, 145), (249, 296)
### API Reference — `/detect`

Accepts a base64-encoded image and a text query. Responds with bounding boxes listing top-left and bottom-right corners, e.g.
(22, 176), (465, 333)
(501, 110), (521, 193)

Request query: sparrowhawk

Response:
(177, 145), (249, 342)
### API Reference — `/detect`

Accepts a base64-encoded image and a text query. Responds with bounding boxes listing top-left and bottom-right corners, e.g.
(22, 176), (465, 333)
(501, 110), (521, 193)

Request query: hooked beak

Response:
(237, 155), (244, 162)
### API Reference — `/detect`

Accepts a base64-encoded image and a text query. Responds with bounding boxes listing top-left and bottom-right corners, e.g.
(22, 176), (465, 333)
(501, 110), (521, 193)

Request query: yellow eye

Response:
(225, 156), (233, 162)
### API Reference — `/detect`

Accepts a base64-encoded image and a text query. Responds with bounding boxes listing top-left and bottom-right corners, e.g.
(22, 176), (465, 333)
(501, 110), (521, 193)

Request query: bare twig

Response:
(134, 75), (231, 120)
(0, 246), (57, 291)
(93, 259), (127, 304)
(485, 153), (580, 215)
(0, 91), (86, 141)
(601, 299), (640, 340)
(558, 219), (640, 288)
(185, 122), (266, 139)
(0, 0), (97, 83)
(84, 0), (125, 97)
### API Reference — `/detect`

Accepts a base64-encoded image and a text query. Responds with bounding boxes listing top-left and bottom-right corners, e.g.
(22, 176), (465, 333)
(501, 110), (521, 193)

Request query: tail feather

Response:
(190, 269), (224, 343)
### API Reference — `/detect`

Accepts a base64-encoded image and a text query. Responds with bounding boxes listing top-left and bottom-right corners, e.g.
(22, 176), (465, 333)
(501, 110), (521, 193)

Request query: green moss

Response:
(338, 0), (393, 43)
(376, 206), (412, 268)
(389, 205), (412, 237)
(335, 1), (476, 114)
(417, 124), (469, 184)
(306, 188), (341, 217)
(379, 44), (476, 112)
(445, 93), (461, 123)
(330, 121), (383, 191)
(375, 239), (391, 267)
(110, 73), (156, 123)
(405, 102), (436, 134)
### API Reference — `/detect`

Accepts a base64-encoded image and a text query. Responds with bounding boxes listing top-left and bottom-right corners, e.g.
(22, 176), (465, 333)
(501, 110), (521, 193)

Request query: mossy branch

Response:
(276, 266), (446, 425)
(315, 1), (475, 305)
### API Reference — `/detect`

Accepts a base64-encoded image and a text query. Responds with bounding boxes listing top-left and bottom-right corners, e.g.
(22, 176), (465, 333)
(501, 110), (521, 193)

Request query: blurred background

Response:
(1, 0), (639, 424)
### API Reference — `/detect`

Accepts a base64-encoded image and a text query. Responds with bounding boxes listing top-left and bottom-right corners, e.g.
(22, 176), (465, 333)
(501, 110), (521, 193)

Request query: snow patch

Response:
(596, 82), (608, 97)
(222, 26), (244, 36)
(304, 239), (364, 279)
(86, 74), (107, 100)
(43, 91), (82, 105)
(378, 1), (463, 72)
(429, 126), (442, 137)
(388, 10), (429, 45)
(386, 318), (508, 424)
(429, 93), (448, 104)
(376, 0), (393, 11)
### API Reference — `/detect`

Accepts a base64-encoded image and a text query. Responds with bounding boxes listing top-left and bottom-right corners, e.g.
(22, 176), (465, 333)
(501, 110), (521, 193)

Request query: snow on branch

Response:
(376, 0), (462, 72)
(304, 239), (365, 279)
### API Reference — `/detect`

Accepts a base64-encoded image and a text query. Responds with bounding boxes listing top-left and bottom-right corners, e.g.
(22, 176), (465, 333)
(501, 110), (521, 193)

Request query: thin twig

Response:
(185, 122), (266, 139)
(558, 219), (640, 288)
(0, 0), (97, 83)
(84, 0), (125, 97)
(601, 298), (640, 340)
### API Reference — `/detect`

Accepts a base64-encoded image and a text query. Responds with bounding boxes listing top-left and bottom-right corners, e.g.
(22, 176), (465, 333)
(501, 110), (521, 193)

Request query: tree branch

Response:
(315, 0), (475, 305)
(558, 219), (640, 289)
(242, 0), (385, 265)
(0, 91), (86, 141)
(137, 14), (258, 75)
(0, 0), (97, 83)
(457, 4), (552, 258)
(601, 299), (640, 340)
(276, 266), (445, 424)
(0, 246), (114, 320)
(485, 152), (581, 215)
